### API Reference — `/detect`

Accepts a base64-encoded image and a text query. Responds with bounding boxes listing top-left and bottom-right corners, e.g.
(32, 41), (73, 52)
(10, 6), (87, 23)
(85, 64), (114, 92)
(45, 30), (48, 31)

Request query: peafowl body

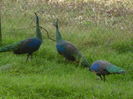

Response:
(0, 13), (42, 61)
(90, 60), (125, 81)
(54, 19), (89, 67)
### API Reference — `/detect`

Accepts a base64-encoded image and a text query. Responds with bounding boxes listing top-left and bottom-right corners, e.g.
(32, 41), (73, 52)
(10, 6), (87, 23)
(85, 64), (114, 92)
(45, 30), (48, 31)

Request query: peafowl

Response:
(0, 13), (42, 61)
(53, 19), (89, 67)
(89, 60), (125, 81)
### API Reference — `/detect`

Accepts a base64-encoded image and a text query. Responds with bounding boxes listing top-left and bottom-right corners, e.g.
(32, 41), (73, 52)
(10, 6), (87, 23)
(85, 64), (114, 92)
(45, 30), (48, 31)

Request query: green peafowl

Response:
(89, 60), (125, 81)
(53, 19), (90, 67)
(0, 13), (42, 61)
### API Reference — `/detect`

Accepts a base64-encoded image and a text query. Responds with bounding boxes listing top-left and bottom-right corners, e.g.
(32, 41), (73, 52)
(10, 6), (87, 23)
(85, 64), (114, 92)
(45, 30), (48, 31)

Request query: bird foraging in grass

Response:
(89, 60), (125, 81)
(0, 13), (42, 61)
(53, 19), (90, 67)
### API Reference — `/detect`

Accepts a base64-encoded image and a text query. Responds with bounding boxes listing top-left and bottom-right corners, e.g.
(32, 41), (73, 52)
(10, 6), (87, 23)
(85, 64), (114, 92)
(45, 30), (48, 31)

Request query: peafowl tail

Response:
(106, 65), (125, 74)
(77, 53), (90, 68)
(0, 42), (20, 52)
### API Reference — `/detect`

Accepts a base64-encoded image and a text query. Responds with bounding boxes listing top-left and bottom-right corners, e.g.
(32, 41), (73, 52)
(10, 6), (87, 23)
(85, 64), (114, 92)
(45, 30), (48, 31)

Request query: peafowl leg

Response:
(26, 54), (30, 62)
(99, 75), (103, 80)
(103, 75), (106, 82)
(97, 74), (103, 80)
(30, 54), (33, 59)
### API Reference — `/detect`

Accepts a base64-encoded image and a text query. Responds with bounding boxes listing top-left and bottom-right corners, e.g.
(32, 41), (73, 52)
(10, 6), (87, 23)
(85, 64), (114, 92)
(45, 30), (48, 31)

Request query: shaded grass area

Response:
(0, 0), (133, 98)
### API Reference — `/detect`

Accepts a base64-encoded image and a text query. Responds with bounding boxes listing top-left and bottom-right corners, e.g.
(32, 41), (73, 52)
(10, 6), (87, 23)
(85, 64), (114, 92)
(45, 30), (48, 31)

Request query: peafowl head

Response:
(53, 19), (59, 28)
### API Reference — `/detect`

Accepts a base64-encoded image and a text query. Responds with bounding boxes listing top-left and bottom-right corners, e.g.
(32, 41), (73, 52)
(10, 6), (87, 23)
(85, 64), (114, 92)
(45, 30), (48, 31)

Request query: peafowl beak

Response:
(34, 12), (37, 16)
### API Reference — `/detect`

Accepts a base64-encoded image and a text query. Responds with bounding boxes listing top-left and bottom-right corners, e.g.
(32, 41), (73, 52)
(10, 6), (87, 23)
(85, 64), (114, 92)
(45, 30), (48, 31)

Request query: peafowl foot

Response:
(103, 75), (106, 82)
(97, 74), (106, 82)
(96, 77), (101, 80)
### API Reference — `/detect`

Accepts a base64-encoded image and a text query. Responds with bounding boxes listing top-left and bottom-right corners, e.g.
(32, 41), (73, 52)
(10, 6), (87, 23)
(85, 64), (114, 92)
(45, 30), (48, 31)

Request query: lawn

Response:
(0, 0), (133, 98)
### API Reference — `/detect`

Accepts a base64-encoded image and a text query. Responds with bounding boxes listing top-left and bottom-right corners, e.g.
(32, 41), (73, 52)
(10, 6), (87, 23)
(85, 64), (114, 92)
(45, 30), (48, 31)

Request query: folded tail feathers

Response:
(106, 64), (125, 74)
(0, 42), (20, 52)
(81, 57), (90, 67)
(77, 53), (90, 67)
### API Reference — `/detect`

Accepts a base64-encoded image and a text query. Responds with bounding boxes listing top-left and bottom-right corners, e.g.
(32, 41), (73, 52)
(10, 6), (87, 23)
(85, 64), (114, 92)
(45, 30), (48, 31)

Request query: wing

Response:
(90, 60), (108, 72)
(64, 42), (79, 55)
(56, 41), (80, 61)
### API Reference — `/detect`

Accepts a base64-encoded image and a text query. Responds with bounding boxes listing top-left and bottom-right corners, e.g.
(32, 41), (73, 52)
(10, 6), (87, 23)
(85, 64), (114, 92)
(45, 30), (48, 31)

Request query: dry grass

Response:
(2, 0), (133, 29)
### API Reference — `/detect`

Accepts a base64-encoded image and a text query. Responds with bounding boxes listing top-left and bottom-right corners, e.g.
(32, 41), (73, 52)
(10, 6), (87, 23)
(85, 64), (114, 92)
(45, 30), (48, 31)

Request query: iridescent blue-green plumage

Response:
(53, 19), (89, 67)
(90, 60), (125, 81)
(0, 13), (42, 61)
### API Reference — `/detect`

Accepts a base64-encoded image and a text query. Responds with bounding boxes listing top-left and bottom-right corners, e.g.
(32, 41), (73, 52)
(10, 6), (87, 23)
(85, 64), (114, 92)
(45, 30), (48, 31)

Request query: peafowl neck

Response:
(36, 16), (42, 41)
(56, 25), (62, 43)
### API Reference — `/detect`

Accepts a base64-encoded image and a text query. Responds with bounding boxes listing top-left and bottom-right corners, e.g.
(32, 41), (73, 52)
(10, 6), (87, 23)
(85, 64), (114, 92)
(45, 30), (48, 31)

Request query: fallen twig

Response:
(40, 26), (56, 41)
(32, 25), (55, 41)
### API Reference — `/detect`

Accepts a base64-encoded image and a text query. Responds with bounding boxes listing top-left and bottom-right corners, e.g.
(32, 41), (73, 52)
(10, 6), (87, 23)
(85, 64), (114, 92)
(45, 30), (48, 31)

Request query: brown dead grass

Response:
(2, 0), (133, 33)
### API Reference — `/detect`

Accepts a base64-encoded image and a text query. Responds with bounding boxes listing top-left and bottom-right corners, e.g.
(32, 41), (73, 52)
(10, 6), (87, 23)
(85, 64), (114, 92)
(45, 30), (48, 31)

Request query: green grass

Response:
(0, 0), (133, 98)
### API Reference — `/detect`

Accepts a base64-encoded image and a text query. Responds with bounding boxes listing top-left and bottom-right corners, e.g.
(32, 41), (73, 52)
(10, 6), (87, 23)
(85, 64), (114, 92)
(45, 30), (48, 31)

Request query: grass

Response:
(0, 0), (133, 98)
